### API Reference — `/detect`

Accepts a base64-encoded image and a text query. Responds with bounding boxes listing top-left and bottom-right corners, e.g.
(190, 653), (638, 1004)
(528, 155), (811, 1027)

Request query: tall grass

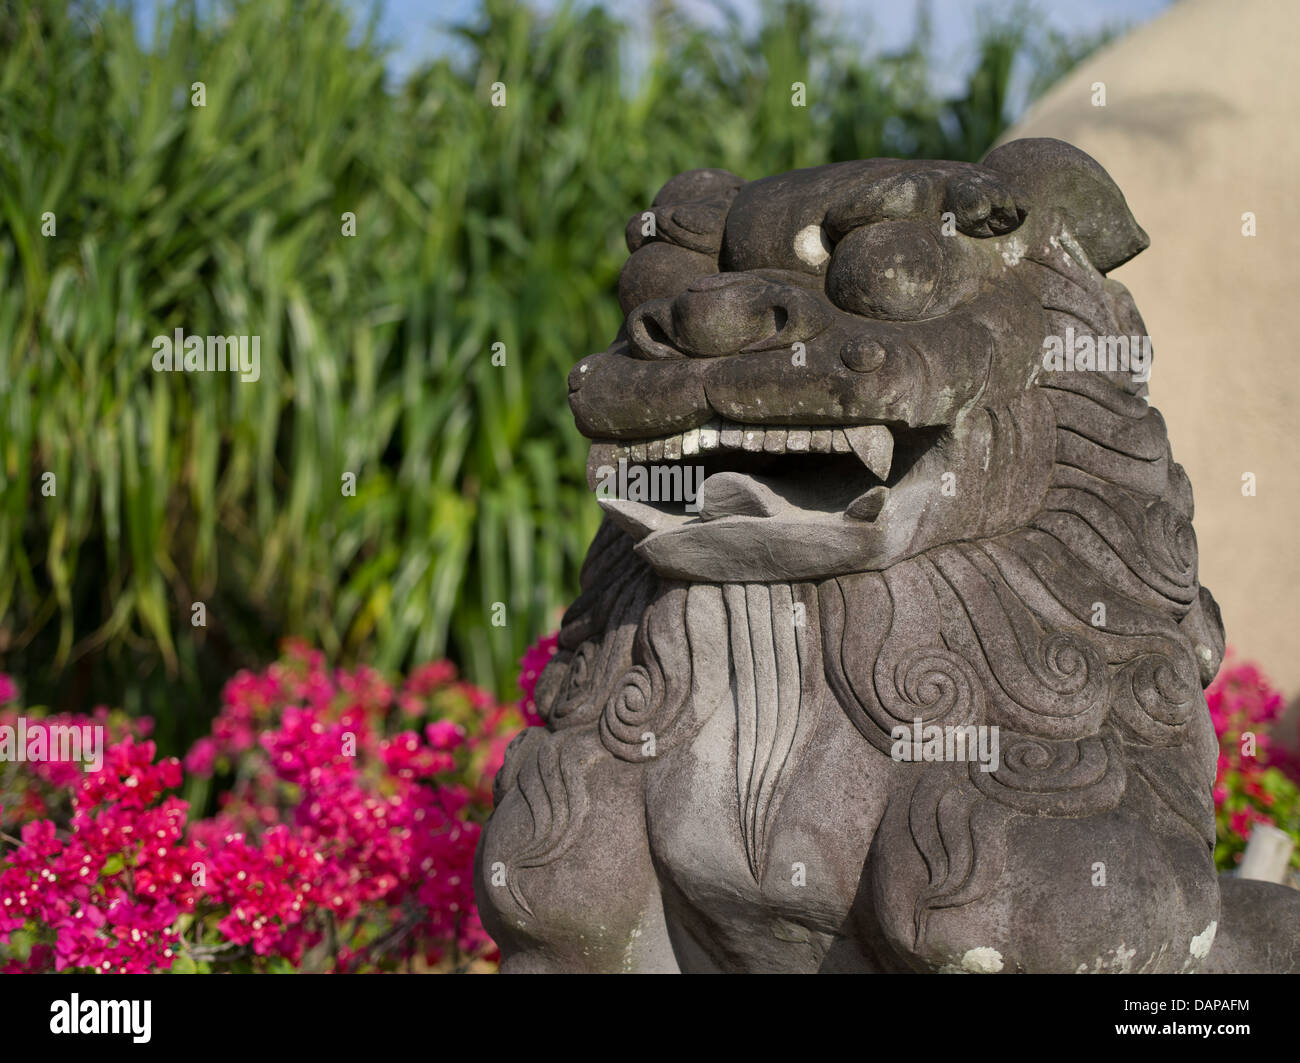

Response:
(0, 0), (1110, 749)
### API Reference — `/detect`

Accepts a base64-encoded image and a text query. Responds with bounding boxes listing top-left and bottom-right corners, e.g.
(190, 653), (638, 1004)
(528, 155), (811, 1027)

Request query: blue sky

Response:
(132, 0), (1174, 106)
(376, 0), (1173, 91)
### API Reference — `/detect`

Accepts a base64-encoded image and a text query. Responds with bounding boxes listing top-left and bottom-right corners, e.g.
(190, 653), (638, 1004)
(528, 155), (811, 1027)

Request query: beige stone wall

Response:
(998, 0), (1300, 695)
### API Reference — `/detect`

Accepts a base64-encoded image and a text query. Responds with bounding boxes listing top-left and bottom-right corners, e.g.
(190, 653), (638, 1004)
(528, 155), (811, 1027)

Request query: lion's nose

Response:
(627, 274), (820, 359)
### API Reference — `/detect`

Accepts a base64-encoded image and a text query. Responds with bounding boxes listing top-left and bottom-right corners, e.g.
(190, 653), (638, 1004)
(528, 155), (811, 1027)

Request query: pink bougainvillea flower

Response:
(0, 638), (543, 972)
(518, 633), (558, 727)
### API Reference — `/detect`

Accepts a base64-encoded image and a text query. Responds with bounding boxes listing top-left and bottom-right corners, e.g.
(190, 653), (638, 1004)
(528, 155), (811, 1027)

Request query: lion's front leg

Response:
(474, 726), (678, 973)
(852, 736), (1221, 974)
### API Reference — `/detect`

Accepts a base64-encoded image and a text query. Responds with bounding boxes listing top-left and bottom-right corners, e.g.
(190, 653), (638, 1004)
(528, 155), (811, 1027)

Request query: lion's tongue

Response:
(698, 472), (786, 520)
(698, 471), (892, 524)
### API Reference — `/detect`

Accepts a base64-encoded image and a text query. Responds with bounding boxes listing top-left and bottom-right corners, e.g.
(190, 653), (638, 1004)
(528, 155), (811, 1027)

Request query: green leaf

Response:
(170, 952), (198, 975)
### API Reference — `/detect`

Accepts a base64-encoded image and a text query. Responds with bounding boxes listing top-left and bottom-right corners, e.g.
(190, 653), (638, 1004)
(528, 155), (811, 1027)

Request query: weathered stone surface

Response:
(474, 139), (1300, 973)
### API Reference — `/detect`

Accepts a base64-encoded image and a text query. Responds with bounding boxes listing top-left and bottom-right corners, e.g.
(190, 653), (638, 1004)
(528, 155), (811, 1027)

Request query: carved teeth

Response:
(589, 421), (898, 469)
(843, 425), (894, 481)
(585, 443), (619, 490)
(698, 419), (720, 451)
(586, 418), (906, 533)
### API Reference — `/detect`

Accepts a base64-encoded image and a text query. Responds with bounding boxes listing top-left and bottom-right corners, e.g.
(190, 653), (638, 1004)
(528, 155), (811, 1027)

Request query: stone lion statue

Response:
(475, 139), (1300, 973)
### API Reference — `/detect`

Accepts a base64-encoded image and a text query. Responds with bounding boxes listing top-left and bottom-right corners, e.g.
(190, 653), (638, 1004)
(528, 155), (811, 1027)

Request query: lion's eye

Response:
(792, 224), (832, 268)
(826, 221), (944, 321)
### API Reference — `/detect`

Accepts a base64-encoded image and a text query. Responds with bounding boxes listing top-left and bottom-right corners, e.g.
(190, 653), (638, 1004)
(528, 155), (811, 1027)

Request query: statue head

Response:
(570, 138), (1155, 583)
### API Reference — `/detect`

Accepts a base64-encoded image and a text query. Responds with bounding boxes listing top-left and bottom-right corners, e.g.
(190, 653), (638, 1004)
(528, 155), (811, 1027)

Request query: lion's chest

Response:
(640, 681), (893, 971)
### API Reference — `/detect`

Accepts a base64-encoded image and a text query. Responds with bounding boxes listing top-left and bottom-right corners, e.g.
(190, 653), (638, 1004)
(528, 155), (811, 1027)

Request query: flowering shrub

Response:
(1208, 655), (1300, 875)
(0, 640), (540, 973)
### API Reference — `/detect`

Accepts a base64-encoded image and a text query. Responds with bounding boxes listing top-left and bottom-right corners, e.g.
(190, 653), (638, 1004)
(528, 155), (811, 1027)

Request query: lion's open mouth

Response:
(587, 418), (946, 542)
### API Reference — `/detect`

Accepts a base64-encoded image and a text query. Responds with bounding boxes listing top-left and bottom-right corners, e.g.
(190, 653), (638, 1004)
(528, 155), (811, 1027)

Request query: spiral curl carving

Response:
(601, 664), (656, 745)
(878, 644), (986, 730)
(1110, 650), (1201, 744)
(969, 729), (1126, 816)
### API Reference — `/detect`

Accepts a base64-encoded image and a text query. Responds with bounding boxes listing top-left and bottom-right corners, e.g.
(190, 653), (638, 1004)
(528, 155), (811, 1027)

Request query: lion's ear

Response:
(980, 138), (1148, 273)
(625, 168), (745, 255)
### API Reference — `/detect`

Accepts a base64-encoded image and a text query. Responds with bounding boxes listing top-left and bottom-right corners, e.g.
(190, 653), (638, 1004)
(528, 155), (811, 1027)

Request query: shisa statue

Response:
(475, 139), (1300, 973)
